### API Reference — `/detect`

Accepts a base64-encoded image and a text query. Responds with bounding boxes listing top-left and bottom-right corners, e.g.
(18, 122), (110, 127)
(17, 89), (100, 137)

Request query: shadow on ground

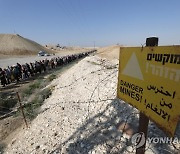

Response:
(51, 98), (179, 154)
(0, 142), (6, 154)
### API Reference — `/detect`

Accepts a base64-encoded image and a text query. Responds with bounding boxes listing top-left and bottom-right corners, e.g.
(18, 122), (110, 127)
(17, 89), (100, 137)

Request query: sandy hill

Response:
(97, 45), (120, 60)
(0, 34), (54, 55)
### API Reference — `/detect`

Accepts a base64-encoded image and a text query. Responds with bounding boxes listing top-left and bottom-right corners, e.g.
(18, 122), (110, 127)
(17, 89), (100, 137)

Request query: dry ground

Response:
(97, 45), (120, 60)
(0, 47), (91, 153)
(1, 45), (178, 154)
(1, 45), (179, 154)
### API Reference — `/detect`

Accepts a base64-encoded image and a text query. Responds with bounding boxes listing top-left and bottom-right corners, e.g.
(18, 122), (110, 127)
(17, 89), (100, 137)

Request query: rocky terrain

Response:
(2, 50), (180, 154)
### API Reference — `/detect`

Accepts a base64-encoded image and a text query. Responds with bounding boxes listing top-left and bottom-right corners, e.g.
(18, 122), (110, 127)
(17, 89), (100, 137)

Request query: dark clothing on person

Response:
(0, 50), (96, 87)
(0, 69), (7, 87)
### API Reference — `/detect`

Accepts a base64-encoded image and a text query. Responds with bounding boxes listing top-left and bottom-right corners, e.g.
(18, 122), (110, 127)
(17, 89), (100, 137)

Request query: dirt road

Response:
(0, 50), (88, 68)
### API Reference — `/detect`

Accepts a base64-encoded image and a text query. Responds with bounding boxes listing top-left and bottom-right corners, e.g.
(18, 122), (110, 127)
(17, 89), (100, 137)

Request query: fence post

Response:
(16, 92), (28, 128)
(136, 37), (158, 154)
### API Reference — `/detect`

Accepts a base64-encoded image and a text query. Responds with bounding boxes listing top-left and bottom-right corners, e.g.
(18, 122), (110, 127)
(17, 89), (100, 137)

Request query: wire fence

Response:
(0, 54), (180, 154)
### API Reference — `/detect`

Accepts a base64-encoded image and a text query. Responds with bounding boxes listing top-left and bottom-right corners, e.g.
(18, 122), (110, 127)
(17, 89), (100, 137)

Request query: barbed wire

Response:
(1, 54), (179, 154)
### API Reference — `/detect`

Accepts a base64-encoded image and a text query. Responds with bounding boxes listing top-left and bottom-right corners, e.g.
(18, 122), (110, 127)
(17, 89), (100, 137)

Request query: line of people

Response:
(0, 50), (96, 87)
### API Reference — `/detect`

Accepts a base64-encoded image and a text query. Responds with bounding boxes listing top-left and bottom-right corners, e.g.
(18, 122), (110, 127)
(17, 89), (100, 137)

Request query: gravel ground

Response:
(3, 55), (180, 154)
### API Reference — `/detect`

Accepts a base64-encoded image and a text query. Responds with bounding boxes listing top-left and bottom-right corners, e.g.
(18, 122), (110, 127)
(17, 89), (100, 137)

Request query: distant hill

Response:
(0, 34), (54, 55)
(97, 45), (120, 60)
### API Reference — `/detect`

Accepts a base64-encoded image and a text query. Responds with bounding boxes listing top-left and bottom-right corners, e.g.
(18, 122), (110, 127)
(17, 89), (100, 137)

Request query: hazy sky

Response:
(0, 0), (180, 47)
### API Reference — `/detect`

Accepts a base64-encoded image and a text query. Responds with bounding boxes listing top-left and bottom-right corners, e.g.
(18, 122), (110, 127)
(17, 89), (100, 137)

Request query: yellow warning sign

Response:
(117, 46), (180, 137)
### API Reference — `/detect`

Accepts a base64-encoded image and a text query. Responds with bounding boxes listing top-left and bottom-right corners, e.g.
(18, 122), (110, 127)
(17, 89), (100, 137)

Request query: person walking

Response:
(0, 68), (7, 87)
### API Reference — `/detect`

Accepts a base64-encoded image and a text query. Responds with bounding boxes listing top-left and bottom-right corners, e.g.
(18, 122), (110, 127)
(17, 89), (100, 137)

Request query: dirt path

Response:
(0, 49), (88, 68)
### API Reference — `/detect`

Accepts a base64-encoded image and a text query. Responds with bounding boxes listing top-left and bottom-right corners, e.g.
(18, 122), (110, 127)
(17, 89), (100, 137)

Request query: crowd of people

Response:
(0, 50), (96, 87)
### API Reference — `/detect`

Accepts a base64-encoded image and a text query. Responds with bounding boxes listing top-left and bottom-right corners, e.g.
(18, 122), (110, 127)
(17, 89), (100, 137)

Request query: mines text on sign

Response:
(117, 46), (180, 137)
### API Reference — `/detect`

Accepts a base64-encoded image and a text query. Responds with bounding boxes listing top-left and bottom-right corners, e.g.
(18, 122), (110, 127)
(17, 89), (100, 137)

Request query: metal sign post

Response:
(136, 112), (149, 154)
(117, 38), (180, 152)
